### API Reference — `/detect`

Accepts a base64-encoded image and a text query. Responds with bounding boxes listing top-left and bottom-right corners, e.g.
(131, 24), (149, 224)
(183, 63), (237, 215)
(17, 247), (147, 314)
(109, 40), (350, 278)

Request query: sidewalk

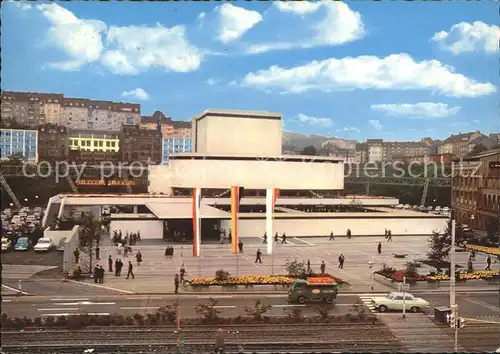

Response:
(379, 313), (465, 352)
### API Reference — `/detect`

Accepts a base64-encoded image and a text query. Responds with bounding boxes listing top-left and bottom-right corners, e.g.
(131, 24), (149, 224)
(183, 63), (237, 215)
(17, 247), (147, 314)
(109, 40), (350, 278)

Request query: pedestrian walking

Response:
(338, 253), (345, 269)
(255, 249), (262, 263)
(307, 259), (311, 273)
(174, 274), (180, 294)
(377, 242), (382, 255)
(485, 255), (491, 270)
(387, 230), (392, 242)
(136, 249), (142, 266)
(274, 233), (279, 243)
(108, 255), (113, 273)
(238, 240), (243, 253)
(263, 233), (268, 244)
(124, 246), (129, 258)
(467, 258), (473, 273)
(281, 233), (287, 244)
(329, 231), (334, 240)
(95, 245), (100, 260)
(320, 261), (326, 274)
(384, 228), (388, 239)
(126, 261), (135, 279)
(117, 259), (123, 276)
(114, 259), (119, 276)
(347, 229), (352, 239)
(180, 264), (186, 283)
(228, 230), (232, 244)
(99, 265), (105, 284)
(220, 233), (224, 245)
(74, 249), (80, 263)
(93, 265), (99, 283)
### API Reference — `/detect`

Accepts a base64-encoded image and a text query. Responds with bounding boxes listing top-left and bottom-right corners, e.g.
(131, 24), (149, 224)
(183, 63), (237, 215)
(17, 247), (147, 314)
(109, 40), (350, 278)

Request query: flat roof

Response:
(168, 153), (344, 163)
(194, 109), (281, 122)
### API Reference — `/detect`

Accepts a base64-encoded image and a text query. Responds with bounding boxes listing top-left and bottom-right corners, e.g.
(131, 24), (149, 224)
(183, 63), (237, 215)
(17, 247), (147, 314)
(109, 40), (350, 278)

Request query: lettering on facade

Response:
(75, 179), (136, 186)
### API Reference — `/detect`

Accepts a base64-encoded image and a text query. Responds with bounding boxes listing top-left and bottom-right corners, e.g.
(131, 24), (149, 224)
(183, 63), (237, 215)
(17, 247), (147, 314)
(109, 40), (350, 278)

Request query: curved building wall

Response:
(148, 159), (344, 193)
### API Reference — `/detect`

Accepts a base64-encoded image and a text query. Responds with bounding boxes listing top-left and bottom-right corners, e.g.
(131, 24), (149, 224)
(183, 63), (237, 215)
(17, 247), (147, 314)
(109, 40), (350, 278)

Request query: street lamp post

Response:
(24, 198), (28, 205)
(34, 195), (39, 206)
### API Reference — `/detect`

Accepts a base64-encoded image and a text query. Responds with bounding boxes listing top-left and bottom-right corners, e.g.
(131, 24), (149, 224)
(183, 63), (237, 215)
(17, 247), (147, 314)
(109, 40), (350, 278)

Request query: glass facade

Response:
(0, 129), (38, 162)
(162, 137), (192, 164)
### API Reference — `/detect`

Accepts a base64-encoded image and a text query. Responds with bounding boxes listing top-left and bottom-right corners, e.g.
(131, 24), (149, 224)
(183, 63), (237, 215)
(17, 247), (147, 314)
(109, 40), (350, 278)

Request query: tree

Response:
(79, 214), (102, 270)
(427, 220), (466, 263)
(301, 145), (318, 156)
(468, 144), (488, 157)
(284, 257), (306, 276)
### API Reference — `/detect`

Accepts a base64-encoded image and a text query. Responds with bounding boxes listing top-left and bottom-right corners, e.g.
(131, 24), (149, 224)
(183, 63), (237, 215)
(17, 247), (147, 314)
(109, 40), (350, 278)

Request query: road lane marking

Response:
(464, 297), (500, 313)
(2, 299), (12, 302)
(66, 279), (133, 294)
(40, 313), (110, 317)
(50, 298), (89, 301)
(272, 304), (306, 308)
(197, 295), (233, 299)
(38, 308), (79, 311)
(264, 295), (285, 298)
(121, 307), (159, 310)
(53, 302), (116, 306)
(294, 238), (314, 246)
(213, 305), (236, 309)
(359, 296), (377, 312)
(2, 284), (28, 295)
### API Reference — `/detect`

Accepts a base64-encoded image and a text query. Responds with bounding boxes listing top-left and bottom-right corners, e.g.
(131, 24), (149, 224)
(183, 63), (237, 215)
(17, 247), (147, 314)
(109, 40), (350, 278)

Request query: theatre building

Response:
(43, 109), (448, 241)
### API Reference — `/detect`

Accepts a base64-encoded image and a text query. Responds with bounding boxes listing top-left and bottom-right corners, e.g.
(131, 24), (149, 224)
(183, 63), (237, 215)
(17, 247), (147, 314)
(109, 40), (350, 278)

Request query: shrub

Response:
(54, 316), (68, 327)
(215, 269), (230, 282)
(350, 300), (367, 321)
(195, 298), (221, 324)
(34, 317), (43, 327)
(284, 258), (307, 277)
(315, 306), (331, 320)
(244, 300), (272, 321)
(44, 316), (56, 327)
(284, 308), (303, 322)
(66, 315), (85, 330)
(124, 315), (135, 326)
(133, 313), (145, 326)
(157, 302), (178, 323)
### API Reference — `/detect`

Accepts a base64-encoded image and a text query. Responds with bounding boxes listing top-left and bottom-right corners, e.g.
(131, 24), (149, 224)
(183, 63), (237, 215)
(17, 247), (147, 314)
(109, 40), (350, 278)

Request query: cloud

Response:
(216, 4), (262, 44)
(297, 113), (333, 127)
(247, 1), (364, 54)
(431, 21), (500, 55)
(36, 3), (107, 71)
(34, 3), (202, 75)
(206, 78), (218, 85)
(370, 102), (461, 118)
(121, 88), (150, 101)
(343, 126), (360, 133)
(241, 53), (496, 97)
(12, 1), (32, 11)
(368, 120), (382, 131)
(103, 24), (202, 75)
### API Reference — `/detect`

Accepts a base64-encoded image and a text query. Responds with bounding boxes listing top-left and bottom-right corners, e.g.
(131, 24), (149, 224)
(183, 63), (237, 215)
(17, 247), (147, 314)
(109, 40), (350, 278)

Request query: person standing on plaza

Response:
(238, 240), (243, 253)
(136, 249), (142, 266)
(114, 258), (120, 276)
(274, 233), (279, 243)
(220, 232), (224, 245)
(347, 229), (352, 239)
(180, 264), (186, 283)
(228, 230), (232, 244)
(384, 228), (388, 239)
(174, 274), (180, 294)
(99, 265), (105, 284)
(93, 265), (99, 283)
(74, 248), (80, 263)
(263, 233), (268, 244)
(338, 253), (345, 269)
(281, 233), (287, 244)
(329, 231), (334, 240)
(387, 230), (392, 241)
(320, 261), (326, 274)
(108, 255), (113, 273)
(117, 259), (124, 276)
(95, 244), (100, 260)
(255, 249), (262, 263)
(126, 261), (135, 279)
(307, 259), (311, 273)
(377, 242), (382, 255)
(485, 255), (491, 270)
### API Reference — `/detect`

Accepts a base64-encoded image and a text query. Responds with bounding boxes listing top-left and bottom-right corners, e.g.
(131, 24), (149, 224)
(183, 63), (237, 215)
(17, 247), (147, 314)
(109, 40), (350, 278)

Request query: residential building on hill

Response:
(439, 131), (483, 157)
(140, 110), (191, 138)
(69, 130), (120, 163)
(120, 125), (162, 164)
(1, 91), (141, 132)
(37, 124), (69, 162)
(0, 128), (38, 162)
(356, 138), (433, 162)
(452, 149), (500, 231)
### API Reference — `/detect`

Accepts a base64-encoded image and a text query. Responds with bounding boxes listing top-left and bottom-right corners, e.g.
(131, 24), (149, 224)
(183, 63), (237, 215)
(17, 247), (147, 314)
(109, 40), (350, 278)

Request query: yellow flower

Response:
(465, 244), (500, 256)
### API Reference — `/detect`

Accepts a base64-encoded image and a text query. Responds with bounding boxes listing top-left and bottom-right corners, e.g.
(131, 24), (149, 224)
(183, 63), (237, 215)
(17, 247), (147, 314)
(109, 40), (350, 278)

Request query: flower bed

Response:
(465, 244), (500, 256)
(375, 268), (426, 283)
(187, 274), (349, 287)
(426, 270), (500, 281)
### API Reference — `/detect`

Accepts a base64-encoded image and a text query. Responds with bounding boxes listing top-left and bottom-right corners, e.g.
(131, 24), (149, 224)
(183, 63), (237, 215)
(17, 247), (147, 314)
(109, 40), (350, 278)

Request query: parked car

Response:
(1, 237), (12, 251)
(57, 237), (67, 251)
(34, 238), (54, 252)
(395, 204), (404, 209)
(371, 292), (430, 313)
(442, 206), (450, 212)
(14, 237), (29, 251)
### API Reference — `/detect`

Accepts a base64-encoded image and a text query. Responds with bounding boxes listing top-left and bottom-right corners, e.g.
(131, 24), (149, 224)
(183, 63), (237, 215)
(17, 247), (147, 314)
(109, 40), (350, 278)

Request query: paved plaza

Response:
(82, 235), (497, 294)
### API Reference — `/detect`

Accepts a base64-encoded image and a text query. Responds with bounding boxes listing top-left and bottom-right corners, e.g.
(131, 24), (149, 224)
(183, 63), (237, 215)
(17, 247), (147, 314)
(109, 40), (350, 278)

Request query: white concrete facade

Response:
(148, 155), (344, 193)
(192, 109), (282, 156)
(109, 220), (164, 240)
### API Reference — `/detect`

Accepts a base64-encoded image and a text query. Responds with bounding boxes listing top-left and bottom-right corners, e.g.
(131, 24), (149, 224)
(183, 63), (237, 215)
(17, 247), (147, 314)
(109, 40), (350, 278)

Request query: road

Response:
(2, 291), (498, 321)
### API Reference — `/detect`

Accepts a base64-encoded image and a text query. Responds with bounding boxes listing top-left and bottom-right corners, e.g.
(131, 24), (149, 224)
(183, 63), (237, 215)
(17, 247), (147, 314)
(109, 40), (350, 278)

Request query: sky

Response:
(2, 0), (499, 141)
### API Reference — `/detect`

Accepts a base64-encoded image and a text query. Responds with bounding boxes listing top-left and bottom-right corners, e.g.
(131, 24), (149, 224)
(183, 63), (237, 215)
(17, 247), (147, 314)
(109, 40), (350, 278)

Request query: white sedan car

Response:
(371, 292), (430, 313)
(34, 238), (55, 252)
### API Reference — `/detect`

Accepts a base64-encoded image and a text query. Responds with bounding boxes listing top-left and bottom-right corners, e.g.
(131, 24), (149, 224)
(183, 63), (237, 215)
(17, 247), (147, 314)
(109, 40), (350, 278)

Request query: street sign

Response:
(399, 283), (410, 291)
